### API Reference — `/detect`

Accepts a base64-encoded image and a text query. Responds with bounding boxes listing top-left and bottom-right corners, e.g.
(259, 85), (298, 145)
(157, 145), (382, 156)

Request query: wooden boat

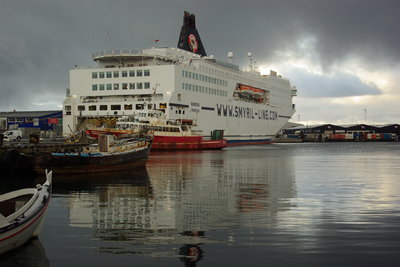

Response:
(85, 126), (137, 140)
(86, 111), (227, 150)
(33, 136), (152, 175)
(0, 170), (52, 254)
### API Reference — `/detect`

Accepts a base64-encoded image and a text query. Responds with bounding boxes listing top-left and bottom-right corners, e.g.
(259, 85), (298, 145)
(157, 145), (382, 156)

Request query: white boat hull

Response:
(0, 171), (52, 254)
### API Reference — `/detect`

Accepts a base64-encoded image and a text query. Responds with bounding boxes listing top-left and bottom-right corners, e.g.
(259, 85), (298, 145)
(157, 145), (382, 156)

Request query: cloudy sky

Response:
(1, 0), (399, 125)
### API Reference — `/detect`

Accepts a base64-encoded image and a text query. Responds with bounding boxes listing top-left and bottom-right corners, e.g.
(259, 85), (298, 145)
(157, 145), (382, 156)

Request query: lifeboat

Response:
(237, 84), (265, 96)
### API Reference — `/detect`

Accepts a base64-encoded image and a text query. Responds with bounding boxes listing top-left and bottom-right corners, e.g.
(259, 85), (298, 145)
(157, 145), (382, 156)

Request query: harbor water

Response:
(2, 142), (400, 266)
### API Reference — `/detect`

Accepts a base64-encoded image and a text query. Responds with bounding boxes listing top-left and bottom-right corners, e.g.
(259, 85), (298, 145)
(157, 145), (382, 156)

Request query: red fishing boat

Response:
(86, 112), (226, 150)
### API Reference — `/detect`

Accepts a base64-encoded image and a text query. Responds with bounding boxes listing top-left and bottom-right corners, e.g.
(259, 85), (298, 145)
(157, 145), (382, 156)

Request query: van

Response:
(3, 129), (23, 141)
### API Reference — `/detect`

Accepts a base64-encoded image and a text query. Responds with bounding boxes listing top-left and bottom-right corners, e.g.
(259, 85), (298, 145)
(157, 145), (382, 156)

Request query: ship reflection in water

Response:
(45, 146), (296, 265)
(34, 143), (400, 266)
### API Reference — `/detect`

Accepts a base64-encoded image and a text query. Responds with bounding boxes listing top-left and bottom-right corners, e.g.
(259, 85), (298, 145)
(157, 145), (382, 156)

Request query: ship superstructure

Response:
(63, 11), (297, 145)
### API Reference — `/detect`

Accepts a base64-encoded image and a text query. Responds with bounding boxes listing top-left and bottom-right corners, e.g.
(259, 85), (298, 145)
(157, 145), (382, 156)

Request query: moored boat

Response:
(86, 112), (226, 150)
(85, 126), (137, 139)
(33, 136), (152, 175)
(0, 170), (52, 254)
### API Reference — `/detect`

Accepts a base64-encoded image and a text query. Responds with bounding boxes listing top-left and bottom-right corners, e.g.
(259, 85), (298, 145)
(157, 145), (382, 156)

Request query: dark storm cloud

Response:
(0, 0), (399, 110)
(187, 0), (400, 68)
(286, 68), (381, 98)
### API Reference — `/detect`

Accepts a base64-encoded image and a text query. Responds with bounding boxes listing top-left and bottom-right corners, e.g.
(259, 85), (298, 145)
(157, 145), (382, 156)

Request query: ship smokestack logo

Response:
(177, 11), (207, 56)
(188, 34), (198, 53)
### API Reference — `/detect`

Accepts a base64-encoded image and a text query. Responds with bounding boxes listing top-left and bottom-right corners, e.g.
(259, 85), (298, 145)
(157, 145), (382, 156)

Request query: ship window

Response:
(136, 104), (144, 110)
(89, 105), (96, 111)
(92, 72), (98, 79)
(92, 84), (98, 91)
(159, 103), (167, 109)
(144, 82), (150, 89)
(99, 84), (105, 90)
(100, 105), (107, 110)
(129, 70), (135, 77)
(137, 70), (142, 77)
(106, 84), (112, 90)
(65, 105), (71, 111)
(137, 83), (143, 89)
(78, 105), (85, 111)
(113, 71), (119, 78)
(122, 71), (127, 77)
(114, 83), (119, 90)
(129, 83), (135, 89)
(122, 83), (128, 90)
(106, 72), (112, 78)
(144, 70), (150, 76)
(124, 104), (133, 110)
(111, 105), (121, 110)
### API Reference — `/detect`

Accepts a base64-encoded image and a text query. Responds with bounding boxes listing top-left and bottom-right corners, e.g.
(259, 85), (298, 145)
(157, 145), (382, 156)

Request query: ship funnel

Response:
(177, 11), (207, 56)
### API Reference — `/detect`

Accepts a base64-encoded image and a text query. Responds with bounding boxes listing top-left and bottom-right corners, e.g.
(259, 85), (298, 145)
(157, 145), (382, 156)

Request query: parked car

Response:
(3, 129), (23, 141)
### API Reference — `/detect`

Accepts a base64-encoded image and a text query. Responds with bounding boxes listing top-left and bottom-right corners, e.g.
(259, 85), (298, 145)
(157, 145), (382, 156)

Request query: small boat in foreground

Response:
(0, 170), (52, 254)
(33, 136), (152, 175)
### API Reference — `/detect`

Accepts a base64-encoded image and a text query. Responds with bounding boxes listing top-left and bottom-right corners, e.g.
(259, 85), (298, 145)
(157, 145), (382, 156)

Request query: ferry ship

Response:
(62, 11), (297, 146)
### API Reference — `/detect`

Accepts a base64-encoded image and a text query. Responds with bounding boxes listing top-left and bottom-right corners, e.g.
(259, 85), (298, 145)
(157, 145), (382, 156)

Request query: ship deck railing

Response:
(92, 49), (142, 60)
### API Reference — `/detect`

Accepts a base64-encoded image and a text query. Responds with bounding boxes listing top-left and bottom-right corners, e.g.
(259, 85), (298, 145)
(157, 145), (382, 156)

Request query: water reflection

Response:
(39, 143), (400, 265)
(179, 231), (204, 266)
(55, 147), (296, 260)
(0, 239), (49, 267)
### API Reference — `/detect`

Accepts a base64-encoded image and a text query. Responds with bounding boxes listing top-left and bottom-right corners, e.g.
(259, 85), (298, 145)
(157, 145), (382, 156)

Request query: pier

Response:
(278, 123), (400, 143)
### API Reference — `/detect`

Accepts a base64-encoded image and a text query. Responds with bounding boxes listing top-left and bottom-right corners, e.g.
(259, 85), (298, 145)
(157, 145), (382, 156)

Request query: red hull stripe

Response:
(226, 140), (273, 146)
